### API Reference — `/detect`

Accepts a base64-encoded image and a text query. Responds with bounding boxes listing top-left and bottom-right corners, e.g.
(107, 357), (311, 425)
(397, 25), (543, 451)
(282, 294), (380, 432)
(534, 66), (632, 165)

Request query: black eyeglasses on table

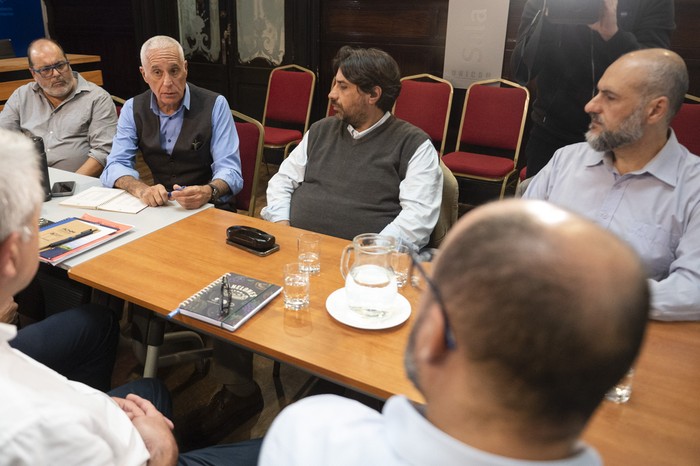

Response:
(219, 274), (232, 318)
(31, 60), (70, 78)
(408, 251), (456, 350)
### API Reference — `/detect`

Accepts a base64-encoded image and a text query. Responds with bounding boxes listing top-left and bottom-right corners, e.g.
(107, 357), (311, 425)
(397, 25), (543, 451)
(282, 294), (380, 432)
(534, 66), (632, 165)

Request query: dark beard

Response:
(585, 107), (645, 152)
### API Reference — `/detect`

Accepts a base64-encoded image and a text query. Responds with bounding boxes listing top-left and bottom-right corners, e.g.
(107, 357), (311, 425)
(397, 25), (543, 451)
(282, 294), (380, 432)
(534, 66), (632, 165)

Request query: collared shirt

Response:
(0, 323), (149, 465)
(100, 84), (243, 198)
(260, 394), (602, 466)
(0, 72), (117, 171)
(261, 112), (442, 250)
(524, 131), (700, 321)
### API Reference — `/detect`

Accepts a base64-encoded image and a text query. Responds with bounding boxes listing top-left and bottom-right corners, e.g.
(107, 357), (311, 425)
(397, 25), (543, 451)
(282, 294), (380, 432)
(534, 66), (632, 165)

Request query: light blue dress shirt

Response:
(100, 84), (243, 199)
(524, 131), (700, 321)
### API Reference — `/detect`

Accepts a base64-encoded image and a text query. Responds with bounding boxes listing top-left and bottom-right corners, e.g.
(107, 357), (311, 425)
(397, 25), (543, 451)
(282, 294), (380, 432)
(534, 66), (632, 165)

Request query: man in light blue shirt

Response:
(524, 49), (700, 321)
(101, 35), (242, 210)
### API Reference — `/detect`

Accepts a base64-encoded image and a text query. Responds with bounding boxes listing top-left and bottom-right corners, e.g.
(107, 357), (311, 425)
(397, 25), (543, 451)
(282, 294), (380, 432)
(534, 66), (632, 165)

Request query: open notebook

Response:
(59, 186), (147, 214)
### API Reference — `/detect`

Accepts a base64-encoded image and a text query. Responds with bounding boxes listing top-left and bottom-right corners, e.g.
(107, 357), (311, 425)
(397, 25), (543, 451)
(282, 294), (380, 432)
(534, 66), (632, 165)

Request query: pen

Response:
(167, 186), (187, 198)
(167, 309), (180, 319)
(44, 228), (96, 249)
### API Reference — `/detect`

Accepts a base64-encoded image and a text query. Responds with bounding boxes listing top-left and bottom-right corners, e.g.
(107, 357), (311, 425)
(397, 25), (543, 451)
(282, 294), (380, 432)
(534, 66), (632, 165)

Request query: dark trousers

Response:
(524, 124), (584, 178)
(109, 378), (262, 466)
(10, 303), (119, 392)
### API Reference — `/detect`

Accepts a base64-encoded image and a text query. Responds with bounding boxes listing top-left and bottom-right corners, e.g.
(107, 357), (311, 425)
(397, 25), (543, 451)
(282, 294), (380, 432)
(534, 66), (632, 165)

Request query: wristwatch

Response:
(207, 183), (220, 203)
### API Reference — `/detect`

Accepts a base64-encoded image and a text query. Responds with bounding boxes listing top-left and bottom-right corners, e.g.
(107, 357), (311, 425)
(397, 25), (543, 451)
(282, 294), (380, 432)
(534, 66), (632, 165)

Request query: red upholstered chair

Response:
(262, 64), (316, 158)
(231, 110), (265, 216)
(671, 94), (700, 156)
(111, 95), (126, 117)
(393, 74), (454, 155)
(442, 79), (529, 199)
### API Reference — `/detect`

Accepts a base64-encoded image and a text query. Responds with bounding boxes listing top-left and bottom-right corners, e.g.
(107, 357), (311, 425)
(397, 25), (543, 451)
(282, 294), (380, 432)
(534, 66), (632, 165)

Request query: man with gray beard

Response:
(524, 48), (700, 321)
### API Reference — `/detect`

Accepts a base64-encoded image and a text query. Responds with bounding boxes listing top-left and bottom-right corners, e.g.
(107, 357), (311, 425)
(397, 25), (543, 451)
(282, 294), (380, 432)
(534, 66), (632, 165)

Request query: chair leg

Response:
(143, 344), (160, 378)
(273, 360), (281, 378)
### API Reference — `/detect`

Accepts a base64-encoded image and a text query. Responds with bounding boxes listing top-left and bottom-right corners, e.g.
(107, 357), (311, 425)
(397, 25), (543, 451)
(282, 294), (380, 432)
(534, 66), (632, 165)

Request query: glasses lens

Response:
(37, 61), (68, 78)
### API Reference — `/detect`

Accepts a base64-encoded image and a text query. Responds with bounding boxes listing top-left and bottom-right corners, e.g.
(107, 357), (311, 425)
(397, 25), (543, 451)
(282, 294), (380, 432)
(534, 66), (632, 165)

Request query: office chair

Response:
(231, 110), (265, 216)
(393, 74), (454, 156)
(671, 94), (700, 156)
(442, 79), (529, 200)
(262, 64), (316, 159)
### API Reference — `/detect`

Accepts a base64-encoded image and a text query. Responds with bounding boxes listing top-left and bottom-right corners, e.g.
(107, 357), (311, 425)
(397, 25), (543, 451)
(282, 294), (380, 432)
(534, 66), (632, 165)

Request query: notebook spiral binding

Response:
(179, 273), (227, 308)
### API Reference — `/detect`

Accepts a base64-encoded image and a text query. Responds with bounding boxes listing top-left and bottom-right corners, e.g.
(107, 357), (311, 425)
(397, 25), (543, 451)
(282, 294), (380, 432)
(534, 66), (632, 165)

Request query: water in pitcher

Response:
(345, 264), (397, 319)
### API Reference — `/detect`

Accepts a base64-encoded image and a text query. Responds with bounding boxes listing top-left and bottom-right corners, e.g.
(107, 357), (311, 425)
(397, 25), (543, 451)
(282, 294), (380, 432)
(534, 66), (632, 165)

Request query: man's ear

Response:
(139, 66), (147, 82)
(367, 86), (383, 106)
(414, 302), (452, 365)
(646, 96), (669, 125)
(0, 235), (20, 283)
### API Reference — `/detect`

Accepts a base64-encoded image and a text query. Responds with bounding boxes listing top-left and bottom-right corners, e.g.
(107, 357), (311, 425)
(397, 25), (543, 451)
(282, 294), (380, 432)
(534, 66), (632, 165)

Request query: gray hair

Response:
(636, 49), (689, 124)
(140, 35), (185, 66)
(0, 129), (43, 242)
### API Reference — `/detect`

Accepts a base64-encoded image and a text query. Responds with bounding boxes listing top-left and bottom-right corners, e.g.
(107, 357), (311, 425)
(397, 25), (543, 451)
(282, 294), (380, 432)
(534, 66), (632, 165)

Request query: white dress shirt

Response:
(260, 395), (602, 466)
(0, 323), (149, 466)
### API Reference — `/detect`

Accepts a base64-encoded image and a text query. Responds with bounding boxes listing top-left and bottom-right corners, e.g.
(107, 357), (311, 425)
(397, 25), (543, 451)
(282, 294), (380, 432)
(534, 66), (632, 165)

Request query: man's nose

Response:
(585, 94), (601, 114)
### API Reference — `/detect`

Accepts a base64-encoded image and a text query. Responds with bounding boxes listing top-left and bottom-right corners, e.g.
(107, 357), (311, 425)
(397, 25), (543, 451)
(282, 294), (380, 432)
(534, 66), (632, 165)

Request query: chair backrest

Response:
(393, 74), (454, 155)
(232, 110), (265, 215)
(671, 94), (700, 156)
(456, 78), (529, 163)
(111, 95), (126, 117)
(262, 64), (316, 132)
(0, 39), (14, 59)
(428, 159), (459, 248)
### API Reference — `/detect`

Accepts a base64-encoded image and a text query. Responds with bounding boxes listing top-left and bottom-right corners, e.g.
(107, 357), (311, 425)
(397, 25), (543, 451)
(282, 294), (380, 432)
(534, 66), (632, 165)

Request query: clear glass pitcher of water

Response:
(340, 233), (398, 319)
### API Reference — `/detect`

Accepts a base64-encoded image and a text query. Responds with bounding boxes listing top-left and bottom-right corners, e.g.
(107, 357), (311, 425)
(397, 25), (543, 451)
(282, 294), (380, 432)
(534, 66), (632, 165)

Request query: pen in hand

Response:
(167, 186), (187, 199)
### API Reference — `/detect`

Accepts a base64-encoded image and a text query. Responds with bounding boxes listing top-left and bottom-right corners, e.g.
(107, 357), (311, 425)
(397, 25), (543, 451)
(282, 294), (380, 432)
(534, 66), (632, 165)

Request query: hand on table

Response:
(168, 184), (210, 209)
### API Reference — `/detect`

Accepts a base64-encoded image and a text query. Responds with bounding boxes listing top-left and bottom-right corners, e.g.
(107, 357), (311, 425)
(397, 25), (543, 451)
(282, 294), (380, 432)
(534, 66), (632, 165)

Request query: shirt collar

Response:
(346, 111), (391, 139)
(585, 131), (681, 188)
(149, 83), (190, 116)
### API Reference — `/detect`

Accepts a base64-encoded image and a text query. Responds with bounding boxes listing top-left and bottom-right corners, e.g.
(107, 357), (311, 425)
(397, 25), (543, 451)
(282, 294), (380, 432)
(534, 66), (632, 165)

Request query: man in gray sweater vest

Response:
(262, 46), (443, 250)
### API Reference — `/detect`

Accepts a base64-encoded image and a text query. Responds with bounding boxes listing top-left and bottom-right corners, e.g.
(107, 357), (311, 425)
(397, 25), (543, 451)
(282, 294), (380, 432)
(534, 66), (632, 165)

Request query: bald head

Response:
(27, 38), (66, 68)
(608, 48), (689, 124)
(432, 200), (649, 429)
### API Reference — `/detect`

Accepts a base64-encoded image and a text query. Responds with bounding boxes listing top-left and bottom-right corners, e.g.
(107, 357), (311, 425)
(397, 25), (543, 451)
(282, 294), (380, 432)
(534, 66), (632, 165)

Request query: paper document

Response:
(59, 186), (147, 214)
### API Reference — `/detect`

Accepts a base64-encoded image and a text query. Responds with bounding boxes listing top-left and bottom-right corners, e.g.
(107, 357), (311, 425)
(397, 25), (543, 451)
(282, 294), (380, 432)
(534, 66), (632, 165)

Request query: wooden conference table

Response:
(68, 208), (424, 402)
(67, 208), (700, 464)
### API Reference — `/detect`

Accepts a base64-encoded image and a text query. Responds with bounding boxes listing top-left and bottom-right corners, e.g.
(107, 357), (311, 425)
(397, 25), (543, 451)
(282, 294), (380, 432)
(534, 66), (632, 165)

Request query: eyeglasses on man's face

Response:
(219, 275), (232, 318)
(408, 251), (456, 350)
(31, 60), (70, 78)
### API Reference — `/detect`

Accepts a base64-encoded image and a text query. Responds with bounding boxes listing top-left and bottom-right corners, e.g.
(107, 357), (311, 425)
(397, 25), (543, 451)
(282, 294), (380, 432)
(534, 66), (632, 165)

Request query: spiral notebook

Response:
(175, 272), (282, 331)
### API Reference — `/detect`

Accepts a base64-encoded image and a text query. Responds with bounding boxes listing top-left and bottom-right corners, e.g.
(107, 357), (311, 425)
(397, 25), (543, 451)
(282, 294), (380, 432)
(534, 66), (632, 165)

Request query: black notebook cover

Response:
(177, 272), (282, 331)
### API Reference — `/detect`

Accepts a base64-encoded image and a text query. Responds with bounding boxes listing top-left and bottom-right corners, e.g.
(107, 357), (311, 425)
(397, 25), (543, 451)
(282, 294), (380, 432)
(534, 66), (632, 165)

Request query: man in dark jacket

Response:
(511, 0), (674, 178)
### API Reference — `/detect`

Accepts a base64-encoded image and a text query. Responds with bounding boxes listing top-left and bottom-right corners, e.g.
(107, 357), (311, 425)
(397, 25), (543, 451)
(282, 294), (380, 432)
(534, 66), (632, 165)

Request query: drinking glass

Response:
(298, 233), (321, 275)
(283, 263), (310, 311)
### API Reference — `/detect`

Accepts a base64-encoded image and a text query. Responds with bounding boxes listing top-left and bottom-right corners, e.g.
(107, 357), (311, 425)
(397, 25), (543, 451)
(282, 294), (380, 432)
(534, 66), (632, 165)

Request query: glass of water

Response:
(298, 233), (321, 275)
(283, 263), (310, 311)
(605, 367), (634, 404)
(391, 244), (411, 288)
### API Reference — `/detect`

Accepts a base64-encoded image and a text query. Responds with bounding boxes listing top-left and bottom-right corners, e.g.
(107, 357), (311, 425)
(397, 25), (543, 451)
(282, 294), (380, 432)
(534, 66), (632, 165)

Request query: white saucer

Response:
(325, 288), (411, 330)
